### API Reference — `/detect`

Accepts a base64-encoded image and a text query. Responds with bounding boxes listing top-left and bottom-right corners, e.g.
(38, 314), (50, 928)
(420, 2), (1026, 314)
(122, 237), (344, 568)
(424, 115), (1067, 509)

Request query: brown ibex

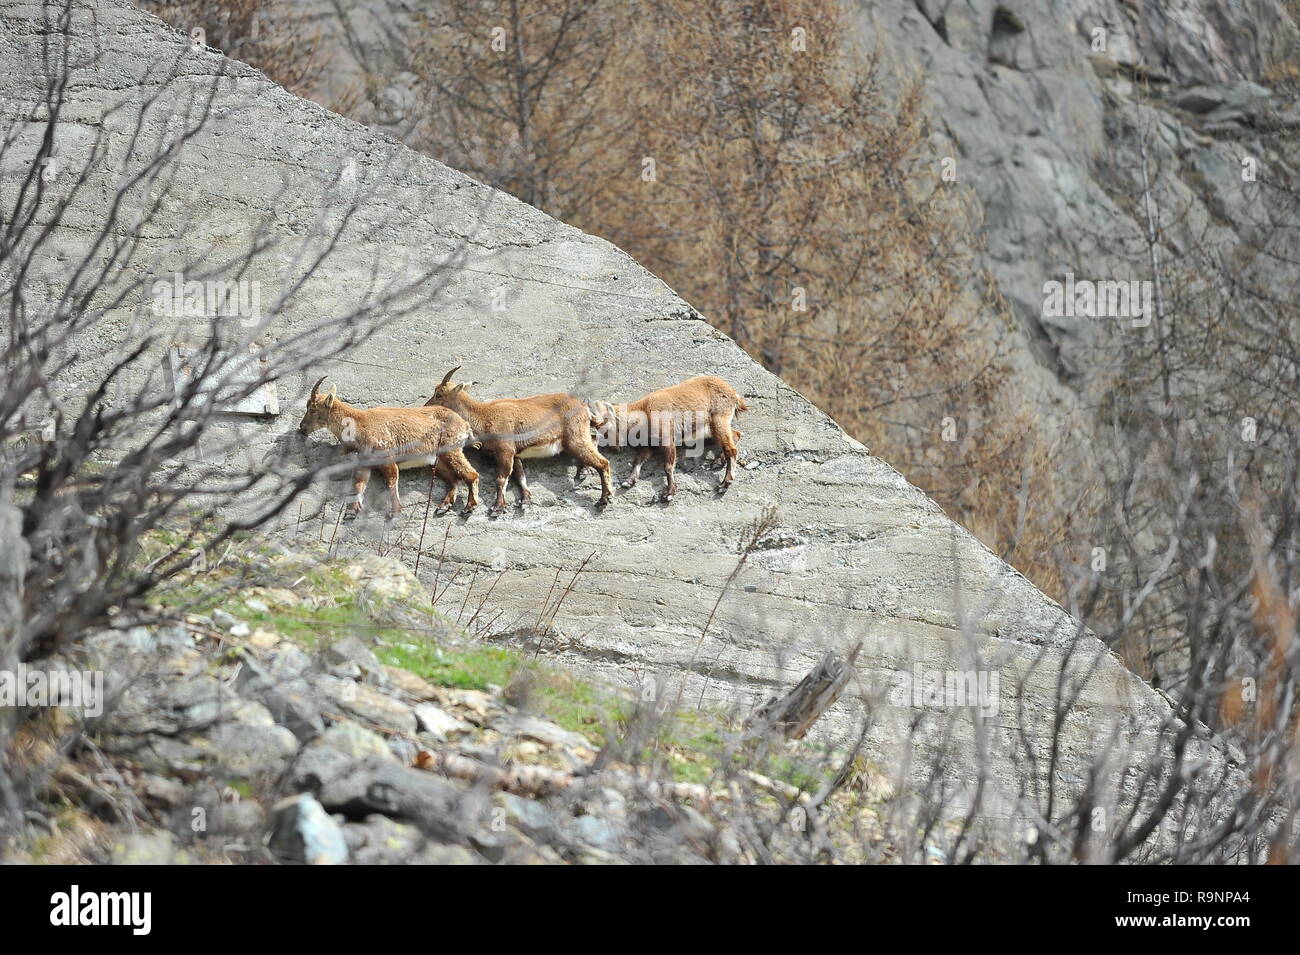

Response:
(425, 366), (612, 514)
(591, 375), (747, 501)
(299, 377), (479, 517)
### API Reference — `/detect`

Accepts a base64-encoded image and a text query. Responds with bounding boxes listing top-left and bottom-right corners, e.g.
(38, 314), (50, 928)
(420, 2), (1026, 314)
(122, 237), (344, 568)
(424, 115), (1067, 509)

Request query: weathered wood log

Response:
(749, 641), (862, 740)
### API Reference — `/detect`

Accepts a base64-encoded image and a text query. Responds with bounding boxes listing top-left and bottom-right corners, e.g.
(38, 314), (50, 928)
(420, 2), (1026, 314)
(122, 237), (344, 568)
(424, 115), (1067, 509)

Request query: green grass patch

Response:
(375, 637), (628, 745)
(376, 640), (518, 691)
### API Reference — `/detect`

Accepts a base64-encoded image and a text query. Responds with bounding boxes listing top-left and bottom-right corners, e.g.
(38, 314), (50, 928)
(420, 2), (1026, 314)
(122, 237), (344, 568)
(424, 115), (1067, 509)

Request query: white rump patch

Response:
(518, 440), (562, 459)
(396, 454), (436, 471)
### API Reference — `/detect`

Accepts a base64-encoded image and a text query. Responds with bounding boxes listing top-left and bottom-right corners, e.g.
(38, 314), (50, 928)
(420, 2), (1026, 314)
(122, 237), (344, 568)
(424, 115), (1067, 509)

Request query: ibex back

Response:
(591, 375), (747, 501)
(425, 366), (612, 514)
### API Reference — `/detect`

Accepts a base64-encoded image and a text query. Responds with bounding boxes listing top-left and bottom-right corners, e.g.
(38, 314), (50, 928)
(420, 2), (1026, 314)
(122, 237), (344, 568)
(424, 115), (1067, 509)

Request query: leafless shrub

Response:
(0, 0), (465, 839)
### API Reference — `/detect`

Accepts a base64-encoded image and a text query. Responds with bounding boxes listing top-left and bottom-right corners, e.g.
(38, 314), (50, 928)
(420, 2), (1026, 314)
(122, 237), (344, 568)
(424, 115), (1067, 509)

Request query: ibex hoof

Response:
(620, 479), (636, 489)
(434, 504), (452, 517)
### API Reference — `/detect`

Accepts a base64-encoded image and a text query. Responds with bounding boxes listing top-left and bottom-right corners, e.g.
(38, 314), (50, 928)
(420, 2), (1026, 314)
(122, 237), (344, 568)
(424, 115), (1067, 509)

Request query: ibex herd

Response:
(298, 367), (748, 518)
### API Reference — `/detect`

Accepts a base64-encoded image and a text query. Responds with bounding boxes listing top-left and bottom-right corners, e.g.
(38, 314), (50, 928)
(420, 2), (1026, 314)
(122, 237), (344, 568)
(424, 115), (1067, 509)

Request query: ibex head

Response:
(299, 375), (338, 435)
(425, 365), (469, 408)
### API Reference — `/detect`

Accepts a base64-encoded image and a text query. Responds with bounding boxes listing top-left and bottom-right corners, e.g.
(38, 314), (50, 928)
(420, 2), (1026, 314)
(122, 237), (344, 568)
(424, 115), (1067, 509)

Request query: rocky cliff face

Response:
(853, 0), (1298, 395)
(0, 0), (1209, 826)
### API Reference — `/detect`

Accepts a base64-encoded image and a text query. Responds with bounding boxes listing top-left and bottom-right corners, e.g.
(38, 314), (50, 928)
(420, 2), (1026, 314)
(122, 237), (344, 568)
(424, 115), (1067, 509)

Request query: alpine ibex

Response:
(299, 377), (479, 516)
(591, 375), (747, 501)
(424, 366), (612, 514)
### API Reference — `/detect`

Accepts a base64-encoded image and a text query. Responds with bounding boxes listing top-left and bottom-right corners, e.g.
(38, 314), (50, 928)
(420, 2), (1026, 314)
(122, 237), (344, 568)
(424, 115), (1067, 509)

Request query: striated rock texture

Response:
(0, 0), (1212, 822)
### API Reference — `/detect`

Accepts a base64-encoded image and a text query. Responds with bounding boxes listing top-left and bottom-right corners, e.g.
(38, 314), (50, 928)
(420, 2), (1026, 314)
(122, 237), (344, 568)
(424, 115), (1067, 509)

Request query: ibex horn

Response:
(310, 376), (327, 399)
(440, 366), (462, 387)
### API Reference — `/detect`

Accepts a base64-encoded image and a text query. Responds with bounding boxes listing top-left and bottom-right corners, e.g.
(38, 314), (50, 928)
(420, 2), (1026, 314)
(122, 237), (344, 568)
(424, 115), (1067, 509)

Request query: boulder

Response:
(312, 719), (397, 761)
(414, 703), (473, 741)
(314, 675), (418, 735)
(235, 650), (325, 741)
(323, 635), (381, 671)
(489, 713), (590, 752)
(311, 756), (466, 842)
(269, 794), (349, 865)
(493, 792), (558, 842)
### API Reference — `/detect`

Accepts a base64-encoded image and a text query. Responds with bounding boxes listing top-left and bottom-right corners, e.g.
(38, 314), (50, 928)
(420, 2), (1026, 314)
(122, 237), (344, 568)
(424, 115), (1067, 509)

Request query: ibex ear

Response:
(324, 393), (335, 408)
(451, 383), (466, 394)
